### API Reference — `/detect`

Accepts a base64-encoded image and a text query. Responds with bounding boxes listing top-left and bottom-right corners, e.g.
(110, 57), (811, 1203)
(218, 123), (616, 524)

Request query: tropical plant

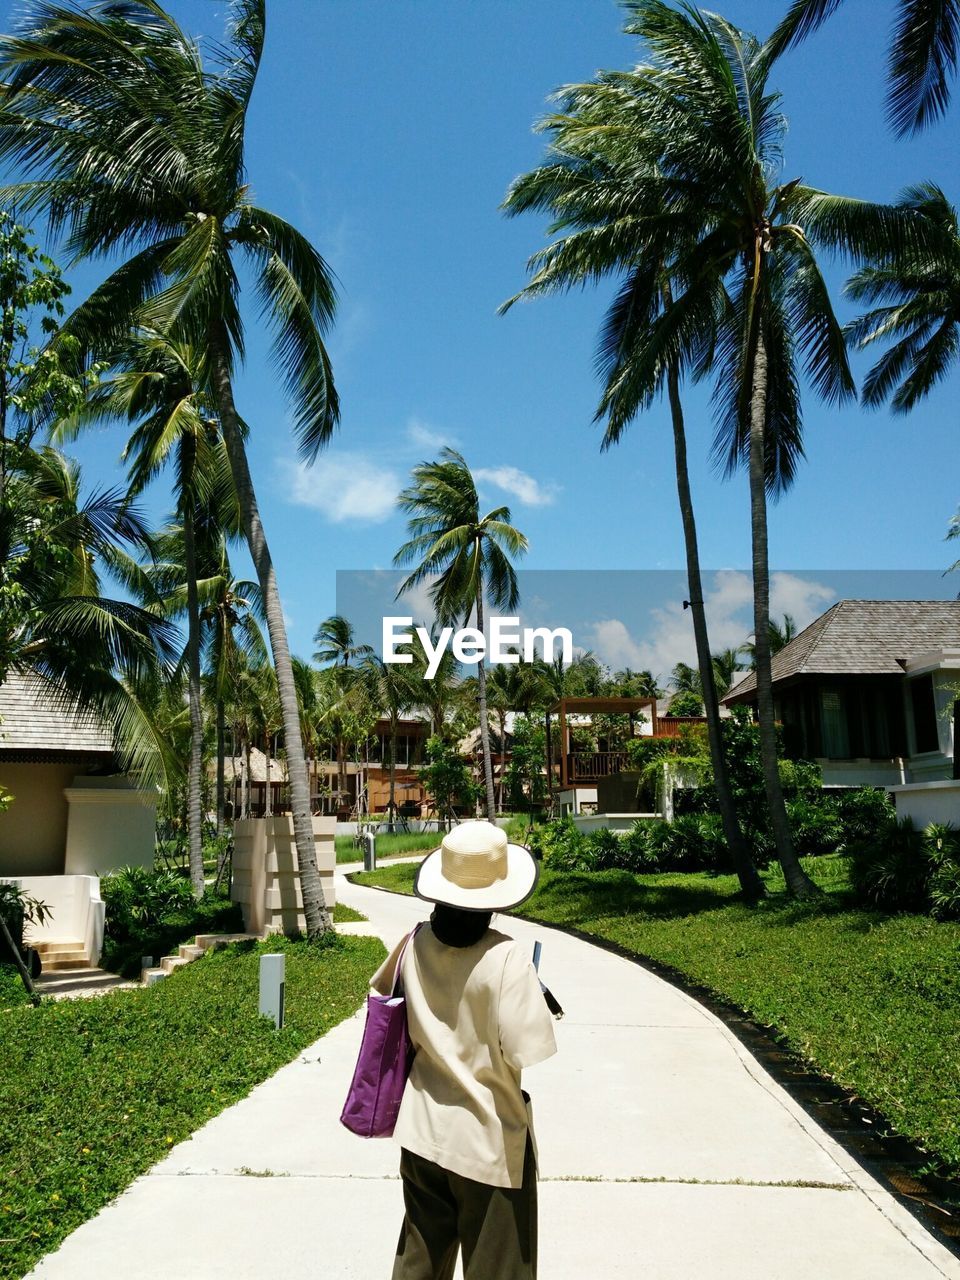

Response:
(770, 0), (959, 135)
(0, 0), (339, 935)
(356, 652), (417, 831)
(0, 878), (50, 1005)
(313, 614), (371, 803)
(542, 0), (923, 896)
(744, 613), (798, 668)
(845, 185), (960, 440)
(501, 9), (764, 896)
(394, 448), (528, 819)
(419, 734), (479, 828)
(67, 331), (236, 895)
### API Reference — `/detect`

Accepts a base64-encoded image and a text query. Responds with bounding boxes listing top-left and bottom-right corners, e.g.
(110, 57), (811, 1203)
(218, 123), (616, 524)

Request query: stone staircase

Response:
(140, 932), (261, 985)
(32, 939), (91, 972)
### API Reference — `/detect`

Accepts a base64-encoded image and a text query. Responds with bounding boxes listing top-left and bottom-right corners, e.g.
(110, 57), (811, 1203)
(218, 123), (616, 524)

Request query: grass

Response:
(331, 901), (365, 923)
(352, 854), (960, 1179)
(335, 830), (440, 863)
(0, 933), (385, 1280)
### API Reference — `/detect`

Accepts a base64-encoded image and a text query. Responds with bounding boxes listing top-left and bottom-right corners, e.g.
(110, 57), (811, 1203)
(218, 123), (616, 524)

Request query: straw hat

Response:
(414, 820), (539, 912)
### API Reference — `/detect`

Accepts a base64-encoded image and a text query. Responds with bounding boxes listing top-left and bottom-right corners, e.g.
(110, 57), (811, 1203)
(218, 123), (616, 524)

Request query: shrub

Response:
(834, 786), (895, 844)
(101, 866), (243, 978)
(849, 817), (935, 914)
(926, 825), (960, 922)
(786, 797), (844, 857)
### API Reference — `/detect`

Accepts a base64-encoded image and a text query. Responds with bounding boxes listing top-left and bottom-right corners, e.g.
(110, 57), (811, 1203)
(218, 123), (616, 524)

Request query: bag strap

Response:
(390, 922), (422, 997)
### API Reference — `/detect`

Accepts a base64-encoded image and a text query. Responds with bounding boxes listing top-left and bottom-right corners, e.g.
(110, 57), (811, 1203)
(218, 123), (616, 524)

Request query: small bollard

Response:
(259, 953), (285, 1029)
(363, 831), (377, 873)
(141, 955), (153, 971)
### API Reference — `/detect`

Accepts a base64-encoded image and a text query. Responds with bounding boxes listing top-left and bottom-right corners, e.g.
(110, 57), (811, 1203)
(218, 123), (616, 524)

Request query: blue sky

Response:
(5, 0), (959, 670)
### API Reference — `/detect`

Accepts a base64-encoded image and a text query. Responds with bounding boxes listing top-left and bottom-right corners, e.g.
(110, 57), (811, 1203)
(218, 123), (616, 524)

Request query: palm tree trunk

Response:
(264, 732), (273, 817)
(216, 698), (226, 833)
(0, 911), (39, 1007)
(666, 364), (763, 901)
(748, 329), (818, 898)
(210, 329), (331, 936)
(387, 714), (398, 833)
(496, 709), (507, 814)
(182, 496), (205, 900)
(474, 590), (497, 820)
(243, 738), (251, 819)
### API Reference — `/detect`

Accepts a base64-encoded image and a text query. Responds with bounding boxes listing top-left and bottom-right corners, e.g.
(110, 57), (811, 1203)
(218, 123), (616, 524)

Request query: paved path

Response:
(26, 864), (960, 1280)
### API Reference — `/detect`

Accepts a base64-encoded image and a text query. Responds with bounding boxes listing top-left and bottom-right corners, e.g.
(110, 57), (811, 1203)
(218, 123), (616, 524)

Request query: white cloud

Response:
(396, 576), (440, 629)
(474, 465), (559, 508)
(405, 419), (459, 452)
(582, 571), (836, 687)
(281, 454), (400, 524)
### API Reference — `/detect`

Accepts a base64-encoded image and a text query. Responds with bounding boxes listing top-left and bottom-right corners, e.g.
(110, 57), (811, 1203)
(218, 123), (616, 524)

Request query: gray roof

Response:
(0, 671), (115, 756)
(724, 600), (960, 702)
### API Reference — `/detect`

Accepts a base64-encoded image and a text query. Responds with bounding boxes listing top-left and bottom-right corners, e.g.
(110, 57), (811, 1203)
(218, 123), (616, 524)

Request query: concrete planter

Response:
(231, 816), (336, 936)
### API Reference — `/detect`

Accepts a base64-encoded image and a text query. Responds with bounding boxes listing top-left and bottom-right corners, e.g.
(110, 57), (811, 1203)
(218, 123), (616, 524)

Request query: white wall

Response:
(10, 874), (105, 964)
(890, 781), (960, 828)
(63, 777), (157, 875)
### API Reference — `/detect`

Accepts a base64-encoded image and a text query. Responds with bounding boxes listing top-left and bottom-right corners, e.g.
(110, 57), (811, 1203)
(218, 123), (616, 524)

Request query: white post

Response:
(259, 953), (285, 1029)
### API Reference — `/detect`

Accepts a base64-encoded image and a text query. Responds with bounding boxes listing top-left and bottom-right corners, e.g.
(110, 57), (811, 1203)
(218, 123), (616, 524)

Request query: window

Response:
(910, 675), (939, 754)
(819, 688), (850, 758)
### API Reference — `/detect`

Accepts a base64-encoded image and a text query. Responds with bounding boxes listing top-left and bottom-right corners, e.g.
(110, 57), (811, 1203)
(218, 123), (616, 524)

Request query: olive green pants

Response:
(391, 1138), (537, 1280)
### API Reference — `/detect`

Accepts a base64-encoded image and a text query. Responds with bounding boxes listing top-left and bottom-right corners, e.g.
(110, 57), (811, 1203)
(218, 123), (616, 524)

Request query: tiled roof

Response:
(0, 671), (115, 754)
(724, 600), (960, 702)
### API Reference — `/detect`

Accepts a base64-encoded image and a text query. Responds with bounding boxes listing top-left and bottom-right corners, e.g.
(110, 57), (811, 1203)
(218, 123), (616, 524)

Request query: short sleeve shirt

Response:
(370, 924), (557, 1189)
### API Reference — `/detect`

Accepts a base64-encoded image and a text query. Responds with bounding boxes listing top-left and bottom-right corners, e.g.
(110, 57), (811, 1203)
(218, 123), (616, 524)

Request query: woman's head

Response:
(415, 821), (538, 912)
(430, 903), (493, 948)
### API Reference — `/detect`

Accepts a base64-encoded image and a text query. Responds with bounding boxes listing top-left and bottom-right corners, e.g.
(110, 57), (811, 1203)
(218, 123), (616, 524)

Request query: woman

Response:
(370, 820), (558, 1280)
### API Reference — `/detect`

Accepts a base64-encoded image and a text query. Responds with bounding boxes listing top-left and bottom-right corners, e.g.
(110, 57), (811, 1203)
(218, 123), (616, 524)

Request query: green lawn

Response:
(0, 934), (385, 1280)
(352, 855), (960, 1179)
(335, 830), (440, 863)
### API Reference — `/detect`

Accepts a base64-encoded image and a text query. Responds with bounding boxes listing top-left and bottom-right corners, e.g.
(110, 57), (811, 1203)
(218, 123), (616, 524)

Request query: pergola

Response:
(545, 697), (659, 791)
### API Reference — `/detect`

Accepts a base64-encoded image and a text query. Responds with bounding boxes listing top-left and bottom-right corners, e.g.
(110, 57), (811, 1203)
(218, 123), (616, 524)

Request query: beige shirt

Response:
(371, 924), (558, 1189)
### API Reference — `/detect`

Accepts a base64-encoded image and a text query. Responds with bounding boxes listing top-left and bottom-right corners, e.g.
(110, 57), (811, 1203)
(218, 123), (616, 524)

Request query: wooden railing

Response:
(567, 751), (629, 781)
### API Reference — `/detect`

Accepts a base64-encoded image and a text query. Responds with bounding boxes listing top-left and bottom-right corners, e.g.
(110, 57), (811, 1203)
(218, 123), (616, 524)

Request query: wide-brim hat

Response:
(414, 820), (539, 912)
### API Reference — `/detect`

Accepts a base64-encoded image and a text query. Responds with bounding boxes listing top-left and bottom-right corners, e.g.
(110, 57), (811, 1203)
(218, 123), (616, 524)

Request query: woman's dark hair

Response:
(430, 903), (493, 948)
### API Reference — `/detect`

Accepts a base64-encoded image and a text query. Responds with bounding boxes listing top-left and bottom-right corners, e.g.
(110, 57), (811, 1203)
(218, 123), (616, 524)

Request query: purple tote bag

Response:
(340, 925), (421, 1138)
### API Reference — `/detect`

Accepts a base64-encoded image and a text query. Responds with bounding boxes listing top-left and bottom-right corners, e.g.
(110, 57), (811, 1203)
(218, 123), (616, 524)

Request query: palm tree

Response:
(711, 647), (745, 699)
(512, 1), (924, 896)
(67, 331), (232, 896)
(394, 448), (528, 820)
(484, 658), (539, 812)
(744, 614), (798, 668)
(357, 653), (416, 831)
(0, 1), (338, 935)
(314, 614), (372, 805)
(770, 0), (959, 135)
(845, 183), (960, 414)
(501, 43), (763, 895)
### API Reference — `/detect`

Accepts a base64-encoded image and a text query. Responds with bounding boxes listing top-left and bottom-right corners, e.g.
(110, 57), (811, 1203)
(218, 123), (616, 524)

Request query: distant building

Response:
(723, 600), (959, 789)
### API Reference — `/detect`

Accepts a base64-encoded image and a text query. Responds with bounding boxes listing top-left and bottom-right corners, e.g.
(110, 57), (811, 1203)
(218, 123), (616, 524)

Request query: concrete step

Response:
(31, 939), (86, 956)
(178, 944), (205, 961)
(141, 967), (168, 987)
(42, 956), (91, 972)
(193, 932), (261, 951)
(160, 955), (191, 974)
(34, 967), (138, 999)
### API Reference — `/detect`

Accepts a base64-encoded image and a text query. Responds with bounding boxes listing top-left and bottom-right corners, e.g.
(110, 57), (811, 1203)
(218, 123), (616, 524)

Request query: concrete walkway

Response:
(26, 864), (960, 1280)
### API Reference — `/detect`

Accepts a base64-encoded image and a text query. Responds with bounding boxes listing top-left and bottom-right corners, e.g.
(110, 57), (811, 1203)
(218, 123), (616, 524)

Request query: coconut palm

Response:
(0, 1), (340, 934)
(65, 331), (235, 895)
(510, 1), (924, 895)
(394, 448), (528, 820)
(770, 0), (959, 135)
(356, 652), (417, 832)
(845, 183), (960, 413)
(313, 613), (372, 805)
(501, 42), (763, 895)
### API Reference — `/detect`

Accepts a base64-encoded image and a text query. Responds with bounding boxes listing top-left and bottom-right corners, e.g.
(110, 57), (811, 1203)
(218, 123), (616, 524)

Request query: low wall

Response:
(232, 816), (336, 936)
(890, 780), (960, 828)
(571, 813), (659, 834)
(64, 777), (158, 876)
(11, 874), (105, 964)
